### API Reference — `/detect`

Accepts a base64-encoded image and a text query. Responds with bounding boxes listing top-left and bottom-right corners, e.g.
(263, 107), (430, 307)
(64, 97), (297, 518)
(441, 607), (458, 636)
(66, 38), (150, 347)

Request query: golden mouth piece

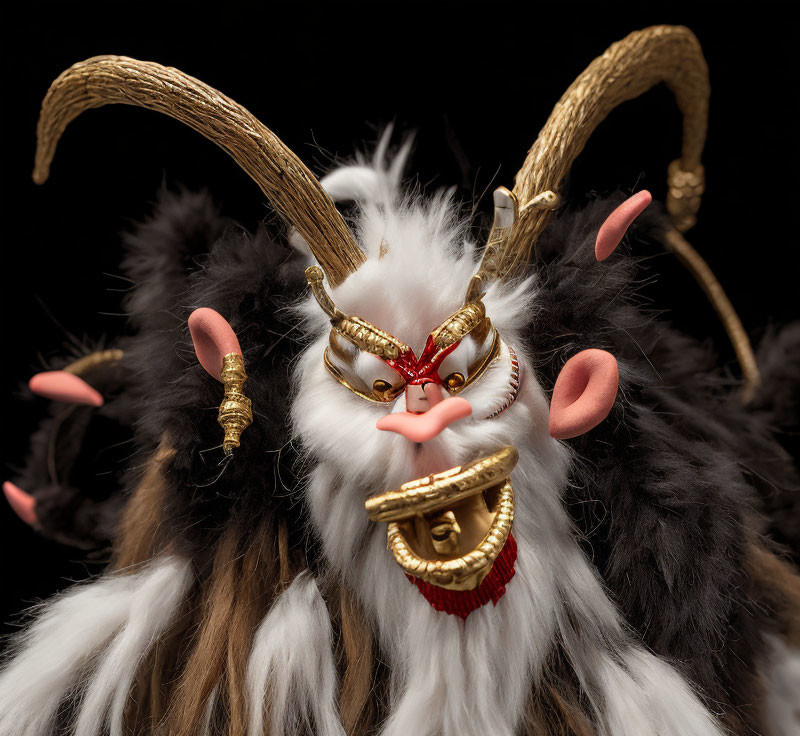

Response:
(365, 446), (518, 591)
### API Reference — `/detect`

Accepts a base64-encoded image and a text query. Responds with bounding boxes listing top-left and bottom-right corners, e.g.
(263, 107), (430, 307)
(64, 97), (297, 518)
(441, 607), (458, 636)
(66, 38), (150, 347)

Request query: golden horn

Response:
(495, 25), (709, 279)
(497, 26), (759, 401)
(33, 55), (365, 286)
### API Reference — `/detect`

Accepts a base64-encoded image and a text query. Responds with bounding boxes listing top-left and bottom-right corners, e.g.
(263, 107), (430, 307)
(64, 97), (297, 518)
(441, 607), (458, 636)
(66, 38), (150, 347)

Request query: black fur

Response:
(11, 188), (800, 730)
(116, 188), (309, 565)
(531, 194), (800, 728)
(11, 349), (132, 550)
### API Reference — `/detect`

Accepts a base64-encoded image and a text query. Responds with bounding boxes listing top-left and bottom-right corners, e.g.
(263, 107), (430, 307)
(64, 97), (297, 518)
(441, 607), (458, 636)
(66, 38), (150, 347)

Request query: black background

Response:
(1, 4), (798, 632)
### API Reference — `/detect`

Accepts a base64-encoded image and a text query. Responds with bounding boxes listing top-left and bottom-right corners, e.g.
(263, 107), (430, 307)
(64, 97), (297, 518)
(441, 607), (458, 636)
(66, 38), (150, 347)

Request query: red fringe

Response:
(407, 534), (517, 620)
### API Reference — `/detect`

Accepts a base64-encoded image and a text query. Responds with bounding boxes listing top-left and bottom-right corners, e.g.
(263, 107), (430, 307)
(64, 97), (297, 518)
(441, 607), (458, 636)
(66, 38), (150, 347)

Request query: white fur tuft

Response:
(763, 634), (800, 736)
(289, 127), (414, 262)
(0, 556), (191, 736)
(72, 557), (192, 736)
(246, 572), (344, 736)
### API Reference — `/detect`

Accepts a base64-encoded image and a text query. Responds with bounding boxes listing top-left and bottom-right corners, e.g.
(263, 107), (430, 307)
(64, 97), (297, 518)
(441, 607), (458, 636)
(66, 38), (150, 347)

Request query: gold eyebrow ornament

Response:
(305, 266), (408, 360)
(305, 265), (492, 360)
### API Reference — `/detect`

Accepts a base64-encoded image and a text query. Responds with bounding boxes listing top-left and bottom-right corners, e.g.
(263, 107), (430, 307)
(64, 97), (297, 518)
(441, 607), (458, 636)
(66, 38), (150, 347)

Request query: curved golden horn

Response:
(61, 349), (124, 377)
(496, 25), (708, 278)
(493, 26), (760, 401)
(33, 55), (365, 286)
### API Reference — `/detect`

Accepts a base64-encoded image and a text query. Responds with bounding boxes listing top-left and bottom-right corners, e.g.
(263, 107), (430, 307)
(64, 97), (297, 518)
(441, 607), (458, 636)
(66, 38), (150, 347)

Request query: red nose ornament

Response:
(384, 334), (458, 386)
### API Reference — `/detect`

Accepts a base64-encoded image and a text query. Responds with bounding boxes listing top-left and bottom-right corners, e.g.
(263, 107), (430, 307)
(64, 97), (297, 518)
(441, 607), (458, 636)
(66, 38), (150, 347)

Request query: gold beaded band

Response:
(218, 353), (253, 453)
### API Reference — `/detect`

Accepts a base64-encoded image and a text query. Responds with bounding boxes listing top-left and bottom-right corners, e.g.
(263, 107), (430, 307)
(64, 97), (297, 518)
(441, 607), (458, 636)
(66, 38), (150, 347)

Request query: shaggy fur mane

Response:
(3, 139), (800, 736)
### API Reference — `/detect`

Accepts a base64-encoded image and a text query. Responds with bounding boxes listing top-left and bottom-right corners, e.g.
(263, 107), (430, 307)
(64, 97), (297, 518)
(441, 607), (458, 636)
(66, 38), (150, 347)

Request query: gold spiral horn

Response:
(33, 55), (365, 287)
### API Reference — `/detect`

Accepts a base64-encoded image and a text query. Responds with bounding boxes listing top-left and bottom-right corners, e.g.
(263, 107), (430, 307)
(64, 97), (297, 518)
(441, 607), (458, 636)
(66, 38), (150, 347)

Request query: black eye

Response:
(444, 372), (465, 391)
(372, 379), (394, 400)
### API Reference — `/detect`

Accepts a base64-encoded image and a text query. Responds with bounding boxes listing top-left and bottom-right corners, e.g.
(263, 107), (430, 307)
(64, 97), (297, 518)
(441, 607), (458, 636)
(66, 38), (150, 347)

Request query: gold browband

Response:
(307, 264), (501, 403)
(306, 266), (409, 360)
(323, 330), (501, 404)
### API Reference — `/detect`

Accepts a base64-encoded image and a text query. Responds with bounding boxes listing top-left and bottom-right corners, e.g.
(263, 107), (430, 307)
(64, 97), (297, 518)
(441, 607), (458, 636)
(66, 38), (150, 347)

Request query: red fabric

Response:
(407, 534), (517, 620)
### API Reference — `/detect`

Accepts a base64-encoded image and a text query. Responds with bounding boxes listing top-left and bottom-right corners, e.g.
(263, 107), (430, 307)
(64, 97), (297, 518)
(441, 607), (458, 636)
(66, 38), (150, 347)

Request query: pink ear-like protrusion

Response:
(549, 349), (619, 440)
(3, 481), (38, 526)
(188, 308), (242, 380)
(29, 371), (104, 407)
(595, 190), (652, 262)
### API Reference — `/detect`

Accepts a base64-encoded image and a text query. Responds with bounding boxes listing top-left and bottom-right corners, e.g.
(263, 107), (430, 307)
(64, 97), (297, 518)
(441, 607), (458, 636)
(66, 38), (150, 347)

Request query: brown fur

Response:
(162, 518), (301, 736)
(226, 519), (288, 735)
(337, 586), (380, 736)
(113, 442), (174, 570)
(523, 648), (597, 736)
(164, 525), (240, 735)
(108, 444), (306, 735)
(746, 540), (800, 646)
(711, 538), (800, 736)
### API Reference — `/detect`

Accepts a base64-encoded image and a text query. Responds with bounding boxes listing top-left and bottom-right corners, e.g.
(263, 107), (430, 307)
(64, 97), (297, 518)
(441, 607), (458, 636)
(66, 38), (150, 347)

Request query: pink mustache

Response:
(376, 396), (472, 442)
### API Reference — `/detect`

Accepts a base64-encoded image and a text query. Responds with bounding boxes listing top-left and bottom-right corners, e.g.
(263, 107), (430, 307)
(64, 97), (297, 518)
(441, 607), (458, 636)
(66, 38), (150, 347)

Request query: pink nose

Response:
(376, 383), (472, 442)
(405, 382), (444, 413)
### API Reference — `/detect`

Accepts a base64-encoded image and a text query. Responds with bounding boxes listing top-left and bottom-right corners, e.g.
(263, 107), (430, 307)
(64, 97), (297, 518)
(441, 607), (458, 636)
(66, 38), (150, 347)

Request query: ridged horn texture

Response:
(62, 349), (124, 377)
(498, 25), (709, 279)
(33, 55), (365, 286)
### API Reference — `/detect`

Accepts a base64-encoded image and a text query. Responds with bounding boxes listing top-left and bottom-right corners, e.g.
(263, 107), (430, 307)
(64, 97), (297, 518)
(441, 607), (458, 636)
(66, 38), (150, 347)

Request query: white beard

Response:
(297, 370), (725, 736)
(284, 153), (726, 735)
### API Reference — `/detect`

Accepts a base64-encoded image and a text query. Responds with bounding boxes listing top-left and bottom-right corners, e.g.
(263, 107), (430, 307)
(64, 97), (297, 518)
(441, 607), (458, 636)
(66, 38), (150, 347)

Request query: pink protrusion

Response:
(29, 371), (103, 407)
(405, 382), (446, 413)
(595, 190), (652, 262)
(188, 307), (242, 380)
(549, 349), (619, 440)
(3, 481), (38, 526)
(376, 397), (472, 443)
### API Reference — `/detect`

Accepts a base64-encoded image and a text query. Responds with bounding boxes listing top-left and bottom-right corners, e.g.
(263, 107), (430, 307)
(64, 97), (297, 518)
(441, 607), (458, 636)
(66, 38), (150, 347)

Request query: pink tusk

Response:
(3, 481), (38, 526)
(376, 397), (472, 443)
(188, 308), (242, 379)
(595, 190), (652, 261)
(29, 371), (103, 406)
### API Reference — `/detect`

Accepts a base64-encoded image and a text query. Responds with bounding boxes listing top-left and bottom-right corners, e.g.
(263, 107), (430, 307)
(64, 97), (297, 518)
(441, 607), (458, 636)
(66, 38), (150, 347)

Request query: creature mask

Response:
(5, 24), (796, 736)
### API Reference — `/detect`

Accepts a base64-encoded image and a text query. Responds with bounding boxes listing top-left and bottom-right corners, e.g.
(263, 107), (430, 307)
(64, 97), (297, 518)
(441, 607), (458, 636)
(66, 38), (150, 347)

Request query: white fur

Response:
(289, 127), (412, 259)
(763, 634), (800, 736)
(72, 557), (191, 736)
(291, 145), (725, 735)
(0, 140), (732, 736)
(201, 685), (219, 735)
(246, 572), (345, 736)
(0, 556), (191, 736)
